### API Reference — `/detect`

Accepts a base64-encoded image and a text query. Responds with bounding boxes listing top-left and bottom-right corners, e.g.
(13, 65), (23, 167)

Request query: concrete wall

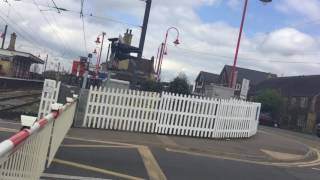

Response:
(73, 88), (89, 127)
(101, 78), (130, 89)
(204, 84), (234, 99)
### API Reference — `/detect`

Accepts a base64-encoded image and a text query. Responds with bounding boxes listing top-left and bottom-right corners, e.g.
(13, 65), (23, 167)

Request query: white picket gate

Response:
(38, 79), (61, 119)
(83, 87), (261, 138)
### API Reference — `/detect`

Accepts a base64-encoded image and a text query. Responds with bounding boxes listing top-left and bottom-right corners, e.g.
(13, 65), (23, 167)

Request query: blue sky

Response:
(197, 1), (319, 36)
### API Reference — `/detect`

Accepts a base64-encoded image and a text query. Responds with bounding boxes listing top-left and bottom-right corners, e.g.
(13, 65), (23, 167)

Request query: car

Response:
(316, 123), (320, 137)
(259, 112), (278, 127)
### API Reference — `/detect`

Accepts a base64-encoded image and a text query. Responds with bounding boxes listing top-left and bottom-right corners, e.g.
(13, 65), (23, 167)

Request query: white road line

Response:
(41, 173), (111, 180)
(312, 167), (320, 171)
(0, 120), (20, 125)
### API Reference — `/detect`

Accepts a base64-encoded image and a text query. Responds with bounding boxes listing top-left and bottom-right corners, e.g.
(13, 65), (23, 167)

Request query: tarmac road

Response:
(0, 119), (319, 180)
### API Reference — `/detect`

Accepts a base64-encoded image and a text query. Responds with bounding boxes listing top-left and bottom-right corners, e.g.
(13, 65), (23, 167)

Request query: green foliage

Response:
(141, 80), (163, 92)
(255, 89), (284, 120)
(168, 73), (191, 95)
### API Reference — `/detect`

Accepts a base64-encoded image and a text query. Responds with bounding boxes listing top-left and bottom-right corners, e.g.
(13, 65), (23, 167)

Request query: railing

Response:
(83, 87), (261, 139)
(0, 97), (77, 180)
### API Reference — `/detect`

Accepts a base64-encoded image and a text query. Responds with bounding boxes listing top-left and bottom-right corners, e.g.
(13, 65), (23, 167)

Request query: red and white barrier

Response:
(0, 96), (77, 180)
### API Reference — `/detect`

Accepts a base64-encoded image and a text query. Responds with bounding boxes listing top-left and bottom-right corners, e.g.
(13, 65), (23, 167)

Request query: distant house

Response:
(194, 66), (276, 98)
(0, 33), (44, 79)
(194, 71), (219, 95)
(252, 75), (320, 132)
(194, 71), (234, 99)
(219, 65), (276, 94)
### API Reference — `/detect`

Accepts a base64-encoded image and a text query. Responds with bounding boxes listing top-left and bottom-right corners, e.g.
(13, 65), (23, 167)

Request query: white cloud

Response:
(0, 0), (319, 84)
(258, 28), (319, 56)
(275, 0), (320, 20)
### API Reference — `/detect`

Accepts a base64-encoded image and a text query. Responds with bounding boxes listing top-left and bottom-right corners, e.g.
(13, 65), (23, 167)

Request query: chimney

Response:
(123, 29), (133, 45)
(7, 32), (16, 51)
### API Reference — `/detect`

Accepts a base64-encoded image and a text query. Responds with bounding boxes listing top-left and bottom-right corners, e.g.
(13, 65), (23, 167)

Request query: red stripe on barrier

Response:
(9, 129), (30, 146)
(38, 118), (48, 127)
(52, 111), (59, 119)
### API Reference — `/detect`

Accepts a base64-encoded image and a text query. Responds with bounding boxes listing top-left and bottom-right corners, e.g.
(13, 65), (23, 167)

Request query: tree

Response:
(255, 89), (284, 122)
(141, 80), (163, 92)
(168, 73), (191, 95)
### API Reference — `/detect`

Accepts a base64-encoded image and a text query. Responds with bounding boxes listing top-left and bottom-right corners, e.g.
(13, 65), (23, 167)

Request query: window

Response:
(300, 97), (308, 108)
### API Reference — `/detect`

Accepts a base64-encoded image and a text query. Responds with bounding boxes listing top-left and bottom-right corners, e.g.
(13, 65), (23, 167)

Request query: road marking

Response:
(166, 147), (320, 168)
(60, 144), (135, 148)
(41, 173), (111, 180)
(66, 136), (139, 148)
(312, 167), (320, 171)
(0, 127), (19, 133)
(138, 146), (167, 180)
(157, 135), (178, 147)
(0, 120), (20, 125)
(52, 158), (144, 180)
(261, 149), (305, 161)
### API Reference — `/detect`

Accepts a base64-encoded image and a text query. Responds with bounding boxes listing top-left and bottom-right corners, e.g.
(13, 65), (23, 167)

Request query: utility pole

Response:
(138, 0), (152, 58)
(1, 25), (8, 49)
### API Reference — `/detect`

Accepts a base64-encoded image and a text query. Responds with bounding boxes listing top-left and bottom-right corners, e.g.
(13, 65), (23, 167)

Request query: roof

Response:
(196, 71), (219, 84)
(223, 65), (276, 85)
(252, 75), (320, 97)
(0, 49), (44, 64)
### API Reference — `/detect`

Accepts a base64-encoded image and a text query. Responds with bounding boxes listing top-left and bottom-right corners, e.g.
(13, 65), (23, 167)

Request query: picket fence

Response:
(83, 86), (261, 138)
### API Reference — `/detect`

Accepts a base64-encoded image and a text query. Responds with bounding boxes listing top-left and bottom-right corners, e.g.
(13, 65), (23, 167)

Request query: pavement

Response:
(0, 118), (320, 180)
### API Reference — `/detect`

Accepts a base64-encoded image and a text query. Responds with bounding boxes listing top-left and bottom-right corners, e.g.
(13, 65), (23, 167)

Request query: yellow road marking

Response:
(52, 158), (144, 180)
(138, 146), (166, 180)
(166, 147), (320, 168)
(66, 136), (139, 147)
(60, 144), (135, 148)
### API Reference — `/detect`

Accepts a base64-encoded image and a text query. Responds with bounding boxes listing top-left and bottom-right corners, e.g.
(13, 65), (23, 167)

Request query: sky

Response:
(0, 0), (320, 83)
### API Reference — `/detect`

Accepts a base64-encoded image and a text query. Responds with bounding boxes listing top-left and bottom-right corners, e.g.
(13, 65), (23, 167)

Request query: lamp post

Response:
(156, 27), (180, 81)
(94, 32), (106, 79)
(229, 0), (272, 88)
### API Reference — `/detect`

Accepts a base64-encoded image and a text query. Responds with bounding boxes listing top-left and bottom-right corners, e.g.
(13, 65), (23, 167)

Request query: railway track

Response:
(0, 91), (41, 112)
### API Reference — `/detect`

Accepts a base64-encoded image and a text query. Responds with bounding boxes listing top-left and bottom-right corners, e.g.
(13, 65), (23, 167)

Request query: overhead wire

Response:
(0, 9), (45, 55)
(16, 0), (142, 28)
(32, 0), (75, 58)
(80, 0), (88, 55)
(3, 1), (48, 53)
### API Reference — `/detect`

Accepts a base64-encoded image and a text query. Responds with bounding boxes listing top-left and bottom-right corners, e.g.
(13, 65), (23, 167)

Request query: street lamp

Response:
(156, 27), (180, 81)
(94, 32), (106, 79)
(229, 0), (272, 88)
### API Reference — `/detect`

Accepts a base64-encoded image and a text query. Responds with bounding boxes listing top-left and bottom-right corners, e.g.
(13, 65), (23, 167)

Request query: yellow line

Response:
(138, 146), (167, 180)
(166, 147), (320, 168)
(60, 144), (136, 148)
(52, 158), (144, 180)
(65, 136), (139, 147)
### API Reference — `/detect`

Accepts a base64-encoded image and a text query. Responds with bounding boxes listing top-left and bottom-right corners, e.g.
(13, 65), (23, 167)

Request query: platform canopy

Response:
(0, 49), (44, 64)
